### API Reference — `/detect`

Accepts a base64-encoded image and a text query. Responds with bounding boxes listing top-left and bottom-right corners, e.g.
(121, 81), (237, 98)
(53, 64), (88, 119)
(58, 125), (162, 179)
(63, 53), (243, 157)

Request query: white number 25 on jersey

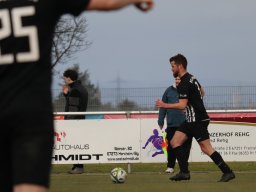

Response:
(0, 6), (39, 65)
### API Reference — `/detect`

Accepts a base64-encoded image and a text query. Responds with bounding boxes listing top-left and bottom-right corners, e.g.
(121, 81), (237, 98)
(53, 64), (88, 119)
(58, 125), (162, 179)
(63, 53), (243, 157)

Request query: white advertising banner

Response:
(191, 122), (256, 161)
(53, 119), (256, 164)
(140, 120), (256, 162)
(53, 120), (141, 164)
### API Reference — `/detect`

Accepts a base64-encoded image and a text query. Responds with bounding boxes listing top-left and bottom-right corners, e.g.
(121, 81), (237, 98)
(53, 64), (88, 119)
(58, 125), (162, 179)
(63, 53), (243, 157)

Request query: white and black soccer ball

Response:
(110, 167), (127, 184)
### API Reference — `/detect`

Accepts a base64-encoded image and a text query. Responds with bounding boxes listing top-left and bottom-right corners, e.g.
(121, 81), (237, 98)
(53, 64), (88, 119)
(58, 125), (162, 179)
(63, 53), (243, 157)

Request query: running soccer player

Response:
(155, 54), (235, 182)
(0, 0), (154, 192)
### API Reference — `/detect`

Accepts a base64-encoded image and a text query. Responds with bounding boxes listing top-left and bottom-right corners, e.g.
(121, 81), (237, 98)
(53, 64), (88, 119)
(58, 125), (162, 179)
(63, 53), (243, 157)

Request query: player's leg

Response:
(169, 124), (191, 180)
(68, 164), (84, 174)
(170, 130), (188, 148)
(199, 139), (235, 182)
(195, 120), (235, 182)
(0, 126), (12, 191)
(12, 111), (54, 191)
(198, 138), (215, 156)
(165, 127), (176, 173)
(183, 135), (192, 162)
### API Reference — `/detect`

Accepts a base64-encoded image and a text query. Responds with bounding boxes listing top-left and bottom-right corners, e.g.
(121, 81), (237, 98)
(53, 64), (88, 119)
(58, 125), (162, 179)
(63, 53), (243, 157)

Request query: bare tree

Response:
(51, 15), (91, 69)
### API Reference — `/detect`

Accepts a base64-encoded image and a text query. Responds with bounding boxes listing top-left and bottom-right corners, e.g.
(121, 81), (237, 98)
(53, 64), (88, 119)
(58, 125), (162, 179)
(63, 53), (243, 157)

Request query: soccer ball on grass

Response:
(110, 167), (127, 183)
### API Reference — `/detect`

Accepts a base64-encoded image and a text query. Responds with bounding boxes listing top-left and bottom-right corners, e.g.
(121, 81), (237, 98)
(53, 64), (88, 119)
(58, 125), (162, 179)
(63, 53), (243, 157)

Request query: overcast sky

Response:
(53, 0), (256, 89)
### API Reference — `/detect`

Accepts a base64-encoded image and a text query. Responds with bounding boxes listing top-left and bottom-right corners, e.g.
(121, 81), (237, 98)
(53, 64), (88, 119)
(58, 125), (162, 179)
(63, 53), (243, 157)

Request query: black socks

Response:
(173, 146), (189, 173)
(210, 151), (232, 173)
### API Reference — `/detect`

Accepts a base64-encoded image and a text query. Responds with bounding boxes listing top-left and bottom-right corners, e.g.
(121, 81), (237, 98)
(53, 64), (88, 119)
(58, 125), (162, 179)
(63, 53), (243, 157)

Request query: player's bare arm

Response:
(155, 99), (188, 110)
(87, 0), (154, 11)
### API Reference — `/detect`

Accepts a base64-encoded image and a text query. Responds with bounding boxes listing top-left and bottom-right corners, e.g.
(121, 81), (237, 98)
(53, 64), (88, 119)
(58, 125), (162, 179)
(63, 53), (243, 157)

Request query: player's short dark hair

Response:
(63, 69), (78, 81)
(169, 54), (187, 69)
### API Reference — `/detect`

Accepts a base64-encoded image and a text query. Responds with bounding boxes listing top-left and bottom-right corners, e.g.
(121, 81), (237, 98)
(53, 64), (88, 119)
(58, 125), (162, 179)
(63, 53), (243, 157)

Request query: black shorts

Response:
(166, 126), (178, 142)
(178, 120), (210, 142)
(0, 110), (54, 191)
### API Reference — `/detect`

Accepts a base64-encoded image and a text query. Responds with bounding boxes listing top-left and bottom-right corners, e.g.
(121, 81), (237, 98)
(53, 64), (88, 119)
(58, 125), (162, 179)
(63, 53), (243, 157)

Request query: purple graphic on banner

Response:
(142, 129), (164, 157)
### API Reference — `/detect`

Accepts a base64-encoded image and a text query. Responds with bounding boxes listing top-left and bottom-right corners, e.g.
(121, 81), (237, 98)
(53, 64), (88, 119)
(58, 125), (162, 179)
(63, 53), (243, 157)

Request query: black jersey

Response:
(0, 0), (90, 116)
(177, 73), (209, 122)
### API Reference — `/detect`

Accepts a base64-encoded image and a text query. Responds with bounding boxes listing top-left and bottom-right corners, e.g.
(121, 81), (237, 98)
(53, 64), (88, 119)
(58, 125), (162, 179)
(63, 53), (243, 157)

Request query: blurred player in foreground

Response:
(158, 77), (192, 173)
(0, 0), (154, 192)
(156, 54), (235, 182)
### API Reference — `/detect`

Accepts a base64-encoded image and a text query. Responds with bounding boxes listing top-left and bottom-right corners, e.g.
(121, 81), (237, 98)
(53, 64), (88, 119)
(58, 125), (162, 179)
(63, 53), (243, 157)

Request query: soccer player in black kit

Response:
(156, 54), (235, 182)
(0, 0), (154, 192)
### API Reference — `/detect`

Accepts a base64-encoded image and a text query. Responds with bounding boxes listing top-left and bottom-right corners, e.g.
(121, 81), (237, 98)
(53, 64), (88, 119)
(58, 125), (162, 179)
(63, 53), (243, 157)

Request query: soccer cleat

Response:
(68, 167), (84, 174)
(218, 171), (235, 182)
(165, 168), (174, 173)
(169, 172), (190, 181)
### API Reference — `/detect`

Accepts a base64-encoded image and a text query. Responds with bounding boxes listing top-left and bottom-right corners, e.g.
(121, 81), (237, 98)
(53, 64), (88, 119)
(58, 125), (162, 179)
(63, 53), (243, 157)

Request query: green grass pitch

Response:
(50, 162), (256, 192)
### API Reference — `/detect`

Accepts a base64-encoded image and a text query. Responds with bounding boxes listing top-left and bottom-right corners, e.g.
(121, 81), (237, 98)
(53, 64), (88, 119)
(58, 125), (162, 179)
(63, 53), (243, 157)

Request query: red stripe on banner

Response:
(209, 113), (256, 123)
(104, 114), (127, 119)
(131, 114), (158, 119)
(54, 115), (65, 120)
